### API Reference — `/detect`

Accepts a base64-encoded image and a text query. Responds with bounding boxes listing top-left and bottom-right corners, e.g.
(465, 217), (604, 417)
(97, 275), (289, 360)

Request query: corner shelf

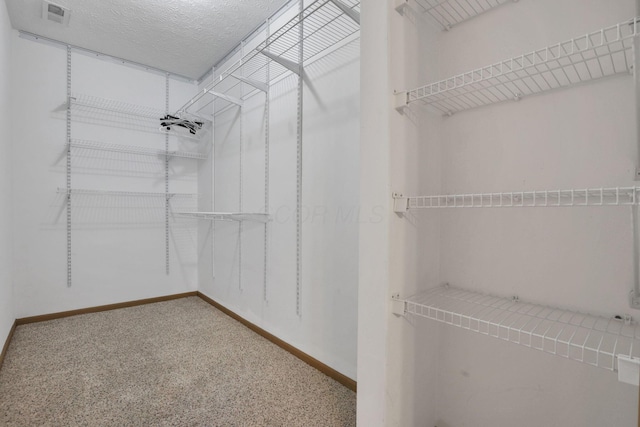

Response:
(398, 0), (513, 29)
(393, 285), (640, 372)
(393, 187), (640, 211)
(396, 18), (638, 114)
(175, 0), (361, 118)
(69, 139), (208, 160)
(173, 211), (271, 223)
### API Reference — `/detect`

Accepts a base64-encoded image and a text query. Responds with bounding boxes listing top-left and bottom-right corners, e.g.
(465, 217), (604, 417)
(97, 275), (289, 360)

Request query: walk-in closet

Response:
(1, 0), (640, 426)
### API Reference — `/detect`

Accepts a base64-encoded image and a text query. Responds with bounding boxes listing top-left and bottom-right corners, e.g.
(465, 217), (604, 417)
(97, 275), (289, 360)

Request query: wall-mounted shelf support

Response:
(329, 0), (360, 24)
(230, 75), (269, 93)
(392, 285), (639, 375)
(398, 18), (638, 114)
(208, 91), (243, 107)
(258, 50), (303, 77)
(393, 187), (640, 211)
(395, 0), (516, 29)
(174, 211), (270, 223)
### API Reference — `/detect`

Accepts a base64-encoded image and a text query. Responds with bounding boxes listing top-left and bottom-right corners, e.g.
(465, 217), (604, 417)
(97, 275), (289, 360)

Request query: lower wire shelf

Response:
(173, 211), (271, 223)
(392, 285), (640, 372)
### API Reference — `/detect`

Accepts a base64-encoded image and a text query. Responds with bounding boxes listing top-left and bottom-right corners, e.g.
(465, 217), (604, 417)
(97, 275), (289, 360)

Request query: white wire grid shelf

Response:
(173, 211), (271, 223)
(69, 139), (208, 160)
(399, 18), (638, 114)
(70, 94), (206, 140)
(393, 285), (640, 371)
(395, 187), (640, 211)
(176, 0), (360, 117)
(407, 0), (513, 29)
(57, 188), (199, 199)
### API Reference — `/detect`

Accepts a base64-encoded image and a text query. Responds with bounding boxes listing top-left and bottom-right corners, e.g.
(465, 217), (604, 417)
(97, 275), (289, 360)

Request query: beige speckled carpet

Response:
(0, 297), (356, 426)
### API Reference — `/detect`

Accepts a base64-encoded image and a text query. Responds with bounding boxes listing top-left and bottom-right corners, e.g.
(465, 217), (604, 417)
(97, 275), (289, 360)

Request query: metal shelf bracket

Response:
(259, 50), (303, 77)
(393, 192), (409, 213)
(230, 75), (269, 93)
(391, 294), (406, 316)
(329, 0), (360, 24)
(208, 90), (243, 107)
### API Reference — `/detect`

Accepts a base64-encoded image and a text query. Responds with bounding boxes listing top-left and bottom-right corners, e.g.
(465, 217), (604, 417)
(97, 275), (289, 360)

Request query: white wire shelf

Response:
(176, 0), (360, 117)
(70, 94), (207, 140)
(393, 285), (640, 371)
(57, 188), (199, 199)
(173, 211), (271, 223)
(398, 18), (638, 114)
(394, 187), (640, 211)
(69, 139), (208, 160)
(404, 0), (513, 29)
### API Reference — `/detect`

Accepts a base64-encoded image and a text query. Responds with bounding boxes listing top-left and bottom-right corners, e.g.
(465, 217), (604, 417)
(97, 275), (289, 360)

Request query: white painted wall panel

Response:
(384, 0), (640, 424)
(11, 36), (199, 318)
(0, 0), (15, 345)
(200, 1), (359, 381)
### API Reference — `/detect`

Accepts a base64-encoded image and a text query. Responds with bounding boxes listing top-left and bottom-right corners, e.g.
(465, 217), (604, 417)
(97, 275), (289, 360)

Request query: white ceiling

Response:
(4, 0), (291, 80)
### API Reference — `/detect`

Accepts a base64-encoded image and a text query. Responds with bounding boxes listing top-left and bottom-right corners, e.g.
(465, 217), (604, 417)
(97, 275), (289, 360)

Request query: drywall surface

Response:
(357, 1), (392, 425)
(391, 0), (640, 425)
(0, 0), (15, 344)
(199, 0), (359, 382)
(11, 35), (200, 318)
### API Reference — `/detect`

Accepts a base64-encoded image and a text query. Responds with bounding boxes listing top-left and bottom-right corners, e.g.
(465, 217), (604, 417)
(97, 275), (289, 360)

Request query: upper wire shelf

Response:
(399, 0), (513, 30)
(398, 18), (638, 114)
(173, 211), (271, 223)
(70, 94), (207, 140)
(57, 188), (199, 199)
(69, 139), (208, 160)
(175, 0), (360, 117)
(393, 285), (640, 372)
(394, 187), (640, 211)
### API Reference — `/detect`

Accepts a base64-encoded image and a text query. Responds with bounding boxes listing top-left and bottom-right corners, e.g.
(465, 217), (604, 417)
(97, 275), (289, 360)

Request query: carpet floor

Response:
(0, 297), (356, 426)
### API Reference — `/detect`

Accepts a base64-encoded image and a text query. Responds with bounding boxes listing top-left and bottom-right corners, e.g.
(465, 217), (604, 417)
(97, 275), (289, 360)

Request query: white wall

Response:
(0, 0), (15, 345)
(11, 35), (200, 318)
(386, 0), (640, 425)
(199, 0), (360, 381)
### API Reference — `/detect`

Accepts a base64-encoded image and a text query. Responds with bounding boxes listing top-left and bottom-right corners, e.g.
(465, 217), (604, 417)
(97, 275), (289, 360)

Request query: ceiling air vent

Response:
(42, 1), (70, 26)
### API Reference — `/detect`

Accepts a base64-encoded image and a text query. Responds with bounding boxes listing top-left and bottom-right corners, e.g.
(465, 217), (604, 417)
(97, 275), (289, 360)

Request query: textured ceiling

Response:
(4, 0), (291, 80)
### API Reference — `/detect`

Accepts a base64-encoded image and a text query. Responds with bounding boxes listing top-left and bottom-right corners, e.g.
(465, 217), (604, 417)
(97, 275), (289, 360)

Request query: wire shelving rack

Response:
(57, 188), (199, 199)
(173, 211), (271, 223)
(70, 94), (207, 140)
(393, 285), (640, 372)
(175, 0), (360, 118)
(394, 187), (640, 211)
(69, 139), (208, 160)
(397, 18), (638, 114)
(402, 0), (513, 29)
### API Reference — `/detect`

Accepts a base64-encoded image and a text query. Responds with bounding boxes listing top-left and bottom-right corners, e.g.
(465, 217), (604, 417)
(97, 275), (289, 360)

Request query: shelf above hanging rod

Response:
(392, 285), (640, 374)
(393, 187), (640, 212)
(57, 188), (199, 199)
(396, 0), (514, 30)
(175, 0), (360, 117)
(173, 211), (271, 223)
(69, 139), (208, 160)
(396, 17), (638, 114)
(70, 94), (208, 140)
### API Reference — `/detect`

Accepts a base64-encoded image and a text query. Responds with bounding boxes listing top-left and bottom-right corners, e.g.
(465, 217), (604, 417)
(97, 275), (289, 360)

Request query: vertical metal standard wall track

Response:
(212, 67), (217, 279)
(66, 46), (72, 288)
(165, 74), (170, 275)
(264, 18), (271, 303)
(296, 0), (304, 318)
(239, 42), (245, 292)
